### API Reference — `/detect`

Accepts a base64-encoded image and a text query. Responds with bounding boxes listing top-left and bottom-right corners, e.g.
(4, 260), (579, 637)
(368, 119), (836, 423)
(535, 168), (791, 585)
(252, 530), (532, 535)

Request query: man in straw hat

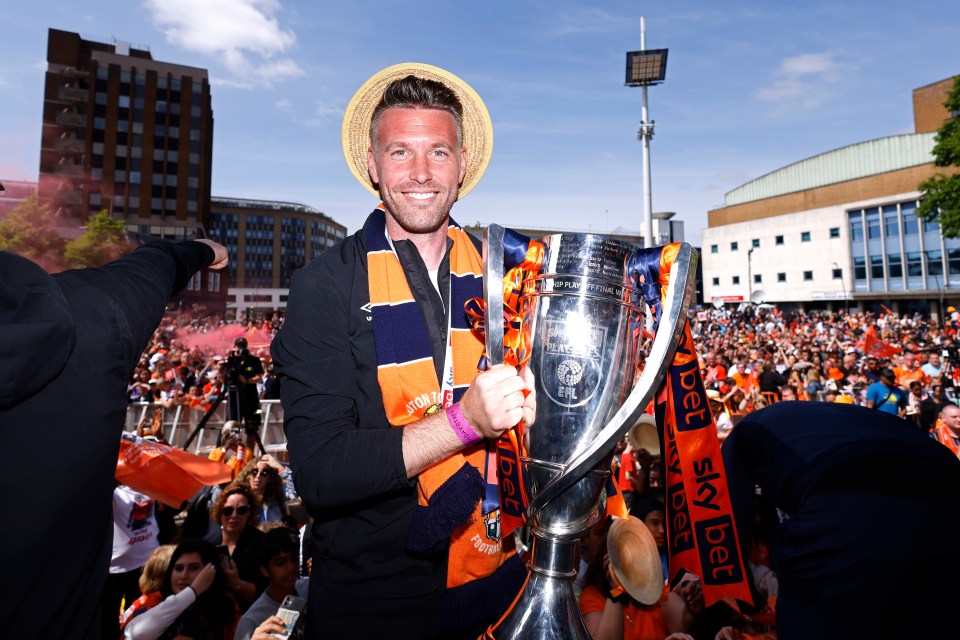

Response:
(272, 63), (535, 638)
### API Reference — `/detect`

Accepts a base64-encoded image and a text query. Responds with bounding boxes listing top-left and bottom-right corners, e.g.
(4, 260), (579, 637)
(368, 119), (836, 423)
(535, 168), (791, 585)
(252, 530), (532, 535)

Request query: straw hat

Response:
(341, 62), (493, 199)
(607, 516), (664, 605)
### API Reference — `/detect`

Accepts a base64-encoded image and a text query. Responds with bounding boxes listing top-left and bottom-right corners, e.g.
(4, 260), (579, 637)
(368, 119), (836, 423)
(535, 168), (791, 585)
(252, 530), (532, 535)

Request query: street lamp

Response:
(832, 262), (849, 315)
(747, 248), (754, 305)
(625, 16), (668, 249)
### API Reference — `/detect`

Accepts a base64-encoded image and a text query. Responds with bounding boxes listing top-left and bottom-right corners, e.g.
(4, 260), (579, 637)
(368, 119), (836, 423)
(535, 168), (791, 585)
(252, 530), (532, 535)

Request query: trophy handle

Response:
(529, 242), (699, 514)
(482, 224), (506, 367)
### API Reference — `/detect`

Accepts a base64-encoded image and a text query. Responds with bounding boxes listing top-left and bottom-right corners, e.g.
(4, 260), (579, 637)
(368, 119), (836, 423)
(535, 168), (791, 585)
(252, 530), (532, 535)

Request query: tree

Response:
(63, 210), (132, 268)
(918, 75), (960, 237)
(0, 194), (67, 270)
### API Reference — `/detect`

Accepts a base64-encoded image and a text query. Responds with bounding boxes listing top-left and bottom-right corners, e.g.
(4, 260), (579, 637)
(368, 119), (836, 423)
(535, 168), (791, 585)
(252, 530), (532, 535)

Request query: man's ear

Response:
(260, 564), (270, 579)
(458, 146), (467, 186)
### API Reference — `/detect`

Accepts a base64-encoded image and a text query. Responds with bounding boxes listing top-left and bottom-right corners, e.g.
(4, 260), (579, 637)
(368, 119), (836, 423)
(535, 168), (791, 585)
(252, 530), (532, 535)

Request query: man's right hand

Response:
(459, 364), (535, 439)
(195, 239), (228, 270)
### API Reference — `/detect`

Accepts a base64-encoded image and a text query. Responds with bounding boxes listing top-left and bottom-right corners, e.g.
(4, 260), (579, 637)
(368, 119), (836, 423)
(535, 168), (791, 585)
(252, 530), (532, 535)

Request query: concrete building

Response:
(39, 28), (213, 239)
(207, 196), (347, 317)
(703, 75), (960, 316)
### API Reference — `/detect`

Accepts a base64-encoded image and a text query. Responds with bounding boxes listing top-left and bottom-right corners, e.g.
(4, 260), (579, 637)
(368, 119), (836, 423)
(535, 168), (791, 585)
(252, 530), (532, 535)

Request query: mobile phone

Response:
(271, 595), (306, 639)
(216, 545), (230, 560)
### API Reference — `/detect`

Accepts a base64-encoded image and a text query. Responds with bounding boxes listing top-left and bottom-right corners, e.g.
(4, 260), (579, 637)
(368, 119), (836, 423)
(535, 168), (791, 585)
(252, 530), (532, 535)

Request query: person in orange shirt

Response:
(894, 351), (929, 389)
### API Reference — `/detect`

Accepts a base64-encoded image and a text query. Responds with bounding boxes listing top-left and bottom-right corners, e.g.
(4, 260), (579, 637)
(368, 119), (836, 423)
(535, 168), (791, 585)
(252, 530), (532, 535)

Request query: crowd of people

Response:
(110, 302), (960, 639)
(690, 305), (960, 433)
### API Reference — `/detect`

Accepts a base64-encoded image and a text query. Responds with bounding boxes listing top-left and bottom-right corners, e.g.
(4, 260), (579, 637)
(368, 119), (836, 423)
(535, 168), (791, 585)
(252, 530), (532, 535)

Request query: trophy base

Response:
(482, 537), (589, 640)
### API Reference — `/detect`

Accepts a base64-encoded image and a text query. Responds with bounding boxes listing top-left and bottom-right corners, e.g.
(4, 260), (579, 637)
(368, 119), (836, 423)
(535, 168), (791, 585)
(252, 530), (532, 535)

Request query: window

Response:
(907, 252), (923, 277)
(775, 235), (784, 245)
(801, 231), (811, 242)
(754, 274), (762, 283)
(730, 241), (739, 252)
(710, 244), (718, 254)
(884, 206), (899, 237)
(854, 256), (866, 280)
(902, 202), (919, 235)
(208, 272), (221, 292)
(927, 250), (944, 276)
(850, 217), (864, 242)
(777, 273), (786, 282)
(832, 268), (842, 279)
(866, 208), (881, 239)
(732, 276), (740, 285)
(185, 272), (201, 291)
(949, 249), (960, 275)
(888, 254), (902, 278)
(711, 277), (719, 286)
(803, 271), (813, 281)
(751, 238), (760, 248)
(870, 255), (884, 279)
(829, 227), (840, 238)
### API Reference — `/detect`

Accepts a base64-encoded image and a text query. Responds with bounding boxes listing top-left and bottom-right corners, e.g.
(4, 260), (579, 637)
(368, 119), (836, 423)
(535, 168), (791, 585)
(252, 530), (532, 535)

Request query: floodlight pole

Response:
(639, 16), (654, 249)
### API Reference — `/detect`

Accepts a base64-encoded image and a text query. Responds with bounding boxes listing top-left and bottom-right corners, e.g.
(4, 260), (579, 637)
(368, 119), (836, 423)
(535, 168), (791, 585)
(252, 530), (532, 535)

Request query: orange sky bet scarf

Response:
(632, 243), (752, 607)
(365, 208), (513, 591)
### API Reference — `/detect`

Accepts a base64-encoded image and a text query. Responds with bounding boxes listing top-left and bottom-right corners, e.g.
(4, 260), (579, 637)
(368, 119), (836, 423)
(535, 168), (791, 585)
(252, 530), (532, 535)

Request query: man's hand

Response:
(459, 364), (534, 439)
(195, 239), (228, 269)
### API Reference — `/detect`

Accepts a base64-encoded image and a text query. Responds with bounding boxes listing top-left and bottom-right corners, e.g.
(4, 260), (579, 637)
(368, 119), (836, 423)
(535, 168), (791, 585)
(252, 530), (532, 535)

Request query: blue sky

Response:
(2, 1), (959, 244)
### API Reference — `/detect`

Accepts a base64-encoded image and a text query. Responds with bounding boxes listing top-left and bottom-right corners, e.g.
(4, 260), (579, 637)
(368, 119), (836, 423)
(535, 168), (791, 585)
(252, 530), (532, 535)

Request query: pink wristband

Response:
(446, 402), (483, 446)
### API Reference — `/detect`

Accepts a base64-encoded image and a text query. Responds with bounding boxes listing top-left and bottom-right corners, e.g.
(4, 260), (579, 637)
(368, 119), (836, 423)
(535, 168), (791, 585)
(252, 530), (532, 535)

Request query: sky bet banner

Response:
(635, 244), (752, 607)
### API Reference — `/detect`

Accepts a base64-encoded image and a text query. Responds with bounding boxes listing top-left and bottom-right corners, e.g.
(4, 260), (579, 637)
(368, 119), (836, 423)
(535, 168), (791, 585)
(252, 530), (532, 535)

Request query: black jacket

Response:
(0, 242), (214, 640)
(272, 214), (472, 607)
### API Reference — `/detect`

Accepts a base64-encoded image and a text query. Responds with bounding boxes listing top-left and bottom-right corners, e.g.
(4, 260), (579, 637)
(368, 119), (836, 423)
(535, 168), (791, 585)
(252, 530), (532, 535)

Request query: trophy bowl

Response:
(482, 229), (697, 640)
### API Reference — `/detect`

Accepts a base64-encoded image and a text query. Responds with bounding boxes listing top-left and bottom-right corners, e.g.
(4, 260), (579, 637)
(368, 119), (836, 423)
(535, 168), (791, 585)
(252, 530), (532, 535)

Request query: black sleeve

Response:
(61, 241), (215, 369)
(270, 260), (410, 511)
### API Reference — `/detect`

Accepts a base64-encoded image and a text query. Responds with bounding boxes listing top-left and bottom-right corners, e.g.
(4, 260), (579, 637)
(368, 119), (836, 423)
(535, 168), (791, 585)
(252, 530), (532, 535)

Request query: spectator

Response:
(233, 528), (309, 640)
(208, 483), (267, 611)
(123, 538), (240, 640)
(865, 367), (907, 417)
(118, 545), (175, 634)
(235, 454), (299, 526)
(932, 403), (960, 457)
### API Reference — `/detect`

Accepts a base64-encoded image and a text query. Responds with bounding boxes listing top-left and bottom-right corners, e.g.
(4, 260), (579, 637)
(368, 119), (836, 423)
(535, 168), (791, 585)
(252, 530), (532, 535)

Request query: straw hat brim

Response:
(341, 62), (493, 200)
(607, 515), (664, 605)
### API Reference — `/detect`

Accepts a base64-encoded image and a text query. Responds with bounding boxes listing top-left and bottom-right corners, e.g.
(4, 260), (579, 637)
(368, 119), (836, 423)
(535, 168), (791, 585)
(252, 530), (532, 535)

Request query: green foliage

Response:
(919, 75), (960, 237)
(0, 194), (67, 268)
(63, 210), (132, 268)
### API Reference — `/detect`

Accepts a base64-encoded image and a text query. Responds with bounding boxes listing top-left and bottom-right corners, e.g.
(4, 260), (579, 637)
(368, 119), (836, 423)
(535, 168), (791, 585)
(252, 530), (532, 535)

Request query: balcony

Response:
(56, 112), (86, 128)
(60, 67), (89, 79)
(52, 163), (83, 177)
(54, 137), (85, 153)
(53, 190), (83, 205)
(58, 86), (87, 102)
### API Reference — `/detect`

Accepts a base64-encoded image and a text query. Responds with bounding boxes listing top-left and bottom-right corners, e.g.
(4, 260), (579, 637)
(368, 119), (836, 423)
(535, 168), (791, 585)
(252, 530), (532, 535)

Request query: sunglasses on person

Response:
(251, 468), (274, 478)
(222, 505), (250, 517)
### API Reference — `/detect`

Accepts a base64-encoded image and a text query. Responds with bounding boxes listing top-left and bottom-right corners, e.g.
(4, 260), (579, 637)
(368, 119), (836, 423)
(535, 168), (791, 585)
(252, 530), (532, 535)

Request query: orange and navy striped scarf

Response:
(365, 207), (512, 588)
(933, 423), (960, 457)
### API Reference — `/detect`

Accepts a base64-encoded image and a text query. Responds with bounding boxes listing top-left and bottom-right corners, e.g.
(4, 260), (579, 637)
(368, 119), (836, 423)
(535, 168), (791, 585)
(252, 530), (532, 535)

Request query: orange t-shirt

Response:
(894, 366), (928, 388)
(579, 584), (669, 640)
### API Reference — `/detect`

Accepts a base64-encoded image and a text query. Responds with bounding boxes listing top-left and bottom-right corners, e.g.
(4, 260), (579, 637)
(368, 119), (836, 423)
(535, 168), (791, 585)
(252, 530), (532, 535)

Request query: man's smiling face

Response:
(368, 107), (467, 237)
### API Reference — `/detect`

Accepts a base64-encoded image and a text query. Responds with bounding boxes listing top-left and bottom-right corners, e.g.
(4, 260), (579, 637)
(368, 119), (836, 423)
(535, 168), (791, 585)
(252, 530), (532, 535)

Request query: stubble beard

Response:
(380, 185), (459, 235)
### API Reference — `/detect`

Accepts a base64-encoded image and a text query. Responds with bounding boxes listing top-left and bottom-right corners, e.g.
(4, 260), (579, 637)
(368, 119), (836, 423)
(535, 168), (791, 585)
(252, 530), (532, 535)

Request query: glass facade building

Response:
(209, 197), (346, 289)
(848, 198), (960, 294)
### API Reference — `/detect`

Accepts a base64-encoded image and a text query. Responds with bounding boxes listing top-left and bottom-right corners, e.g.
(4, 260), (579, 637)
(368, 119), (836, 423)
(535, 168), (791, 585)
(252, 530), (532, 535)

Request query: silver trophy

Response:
(481, 227), (696, 640)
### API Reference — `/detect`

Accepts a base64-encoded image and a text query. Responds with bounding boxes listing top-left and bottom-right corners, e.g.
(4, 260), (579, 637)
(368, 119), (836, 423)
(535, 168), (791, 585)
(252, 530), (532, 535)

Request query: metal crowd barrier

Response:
(124, 399), (288, 459)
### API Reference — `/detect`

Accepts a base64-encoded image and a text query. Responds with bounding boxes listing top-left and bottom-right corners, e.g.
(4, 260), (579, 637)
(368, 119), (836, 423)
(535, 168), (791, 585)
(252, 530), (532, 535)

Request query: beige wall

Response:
(708, 164), (960, 228)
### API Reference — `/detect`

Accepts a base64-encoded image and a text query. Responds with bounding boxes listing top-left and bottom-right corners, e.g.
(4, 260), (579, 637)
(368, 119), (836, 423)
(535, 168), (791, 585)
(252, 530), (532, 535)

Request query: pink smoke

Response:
(173, 324), (274, 355)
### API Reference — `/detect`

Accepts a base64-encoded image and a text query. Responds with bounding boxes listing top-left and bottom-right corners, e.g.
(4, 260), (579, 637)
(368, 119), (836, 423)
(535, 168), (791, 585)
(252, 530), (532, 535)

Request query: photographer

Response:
(227, 337), (264, 437)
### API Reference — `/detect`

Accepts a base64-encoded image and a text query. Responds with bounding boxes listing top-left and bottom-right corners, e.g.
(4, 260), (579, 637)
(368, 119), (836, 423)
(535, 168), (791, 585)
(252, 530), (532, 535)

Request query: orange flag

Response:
(116, 436), (233, 507)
